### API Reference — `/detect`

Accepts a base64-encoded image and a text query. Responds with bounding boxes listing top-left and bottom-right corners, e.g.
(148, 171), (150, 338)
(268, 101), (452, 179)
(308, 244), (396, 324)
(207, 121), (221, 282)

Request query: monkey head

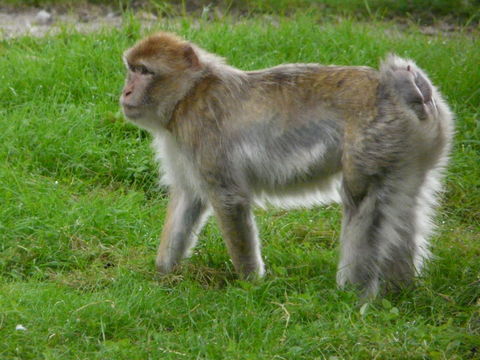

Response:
(120, 32), (203, 131)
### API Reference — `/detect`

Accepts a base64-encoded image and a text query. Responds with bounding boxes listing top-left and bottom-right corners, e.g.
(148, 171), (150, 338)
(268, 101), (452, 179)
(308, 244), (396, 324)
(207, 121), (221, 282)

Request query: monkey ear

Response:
(183, 44), (201, 69)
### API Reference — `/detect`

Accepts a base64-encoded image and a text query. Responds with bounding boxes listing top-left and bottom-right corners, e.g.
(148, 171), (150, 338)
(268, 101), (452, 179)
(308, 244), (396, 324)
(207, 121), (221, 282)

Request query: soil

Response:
(0, 5), (160, 38)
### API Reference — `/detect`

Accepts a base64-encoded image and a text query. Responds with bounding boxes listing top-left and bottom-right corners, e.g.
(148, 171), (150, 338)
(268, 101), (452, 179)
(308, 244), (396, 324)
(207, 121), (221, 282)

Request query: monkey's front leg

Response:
(156, 189), (209, 274)
(210, 194), (265, 279)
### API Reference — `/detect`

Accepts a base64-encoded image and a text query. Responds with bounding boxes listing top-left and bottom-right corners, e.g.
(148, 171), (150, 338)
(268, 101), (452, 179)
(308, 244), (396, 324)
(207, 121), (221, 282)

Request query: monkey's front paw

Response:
(237, 261), (265, 280)
(336, 267), (351, 289)
(155, 257), (176, 275)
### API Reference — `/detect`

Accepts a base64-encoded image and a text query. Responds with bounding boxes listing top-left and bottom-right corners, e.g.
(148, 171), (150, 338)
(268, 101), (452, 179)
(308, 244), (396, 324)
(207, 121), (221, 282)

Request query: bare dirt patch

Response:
(0, 5), (161, 38)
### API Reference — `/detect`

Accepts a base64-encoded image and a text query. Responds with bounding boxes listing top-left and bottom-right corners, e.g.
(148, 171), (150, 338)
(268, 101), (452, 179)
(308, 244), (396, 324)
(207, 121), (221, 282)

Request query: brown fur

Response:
(126, 33), (194, 71)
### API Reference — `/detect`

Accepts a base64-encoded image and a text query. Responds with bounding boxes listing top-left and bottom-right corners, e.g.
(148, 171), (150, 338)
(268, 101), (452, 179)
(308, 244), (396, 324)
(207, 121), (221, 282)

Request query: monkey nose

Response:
(124, 89), (133, 97)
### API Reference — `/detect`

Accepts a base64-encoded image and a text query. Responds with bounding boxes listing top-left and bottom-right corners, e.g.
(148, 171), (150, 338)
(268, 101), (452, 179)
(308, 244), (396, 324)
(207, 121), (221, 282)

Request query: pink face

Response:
(120, 62), (156, 120)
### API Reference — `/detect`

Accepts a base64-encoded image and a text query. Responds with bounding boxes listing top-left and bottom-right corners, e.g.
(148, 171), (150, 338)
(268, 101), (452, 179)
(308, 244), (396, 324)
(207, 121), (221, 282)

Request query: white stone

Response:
(34, 10), (53, 25)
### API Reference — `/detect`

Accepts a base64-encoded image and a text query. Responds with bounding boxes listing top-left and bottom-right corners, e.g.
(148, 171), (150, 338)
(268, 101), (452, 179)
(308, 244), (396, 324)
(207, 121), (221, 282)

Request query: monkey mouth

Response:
(121, 104), (143, 119)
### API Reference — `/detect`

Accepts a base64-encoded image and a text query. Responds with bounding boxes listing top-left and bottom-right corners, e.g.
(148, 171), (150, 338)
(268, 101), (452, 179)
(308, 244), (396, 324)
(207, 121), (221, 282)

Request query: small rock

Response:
(34, 10), (53, 25)
(421, 26), (438, 36)
(137, 11), (157, 21)
(15, 324), (27, 331)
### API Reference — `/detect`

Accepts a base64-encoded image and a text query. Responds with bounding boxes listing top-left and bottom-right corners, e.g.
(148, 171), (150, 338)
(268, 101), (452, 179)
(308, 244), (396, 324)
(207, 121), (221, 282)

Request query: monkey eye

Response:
(138, 65), (154, 75)
(129, 64), (154, 75)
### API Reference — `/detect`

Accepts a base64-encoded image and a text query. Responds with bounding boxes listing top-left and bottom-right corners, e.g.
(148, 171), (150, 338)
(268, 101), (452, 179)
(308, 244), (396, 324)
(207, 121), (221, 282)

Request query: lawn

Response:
(0, 11), (479, 360)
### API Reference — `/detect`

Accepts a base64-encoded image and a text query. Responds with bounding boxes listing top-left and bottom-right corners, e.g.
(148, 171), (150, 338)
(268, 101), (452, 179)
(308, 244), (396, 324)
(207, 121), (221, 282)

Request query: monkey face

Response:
(120, 32), (203, 130)
(120, 63), (157, 120)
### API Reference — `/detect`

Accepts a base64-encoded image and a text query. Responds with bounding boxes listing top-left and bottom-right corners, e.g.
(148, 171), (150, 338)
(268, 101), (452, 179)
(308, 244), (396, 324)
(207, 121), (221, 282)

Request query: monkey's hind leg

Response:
(156, 189), (210, 274)
(337, 173), (429, 297)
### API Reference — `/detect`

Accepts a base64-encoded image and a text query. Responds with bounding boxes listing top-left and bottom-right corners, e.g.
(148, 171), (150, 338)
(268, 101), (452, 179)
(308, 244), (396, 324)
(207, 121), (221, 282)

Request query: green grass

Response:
(1, 14), (479, 359)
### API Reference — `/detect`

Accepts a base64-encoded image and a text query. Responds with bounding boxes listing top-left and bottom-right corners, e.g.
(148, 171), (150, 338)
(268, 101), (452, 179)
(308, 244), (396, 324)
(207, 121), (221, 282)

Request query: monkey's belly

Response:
(235, 122), (343, 209)
(252, 171), (343, 209)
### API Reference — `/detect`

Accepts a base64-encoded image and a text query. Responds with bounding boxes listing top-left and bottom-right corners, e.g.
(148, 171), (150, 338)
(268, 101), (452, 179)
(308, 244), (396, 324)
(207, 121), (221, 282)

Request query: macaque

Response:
(120, 32), (454, 297)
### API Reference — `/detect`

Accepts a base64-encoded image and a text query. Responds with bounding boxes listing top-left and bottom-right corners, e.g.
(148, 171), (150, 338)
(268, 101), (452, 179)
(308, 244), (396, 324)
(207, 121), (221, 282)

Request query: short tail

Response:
(380, 54), (440, 121)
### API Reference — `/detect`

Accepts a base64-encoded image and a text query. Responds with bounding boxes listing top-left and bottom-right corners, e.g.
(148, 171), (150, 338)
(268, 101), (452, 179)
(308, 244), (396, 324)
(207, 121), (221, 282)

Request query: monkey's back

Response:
(245, 64), (380, 128)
